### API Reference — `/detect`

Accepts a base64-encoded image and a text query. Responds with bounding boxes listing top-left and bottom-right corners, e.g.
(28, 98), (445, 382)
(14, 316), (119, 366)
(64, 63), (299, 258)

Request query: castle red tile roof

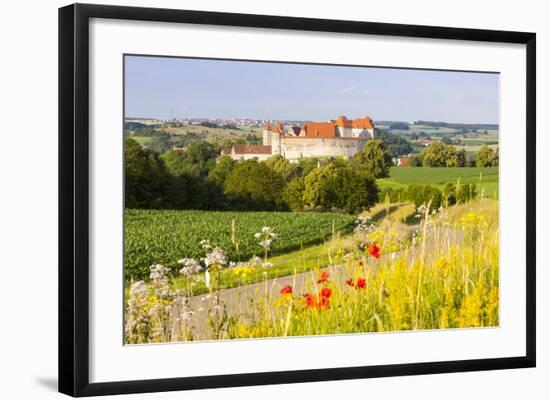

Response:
(351, 116), (374, 129)
(336, 115), (352, 128)
(232, 144), (272, 155)
(301, 121), (337, 138)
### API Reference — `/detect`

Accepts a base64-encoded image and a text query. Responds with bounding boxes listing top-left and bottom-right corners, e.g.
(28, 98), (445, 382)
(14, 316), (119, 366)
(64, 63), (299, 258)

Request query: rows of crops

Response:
(125, 210), (356, 280)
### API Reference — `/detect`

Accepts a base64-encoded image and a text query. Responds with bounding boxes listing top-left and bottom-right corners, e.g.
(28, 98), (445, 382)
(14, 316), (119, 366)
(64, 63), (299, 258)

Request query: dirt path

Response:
(185, 223), (462, 340)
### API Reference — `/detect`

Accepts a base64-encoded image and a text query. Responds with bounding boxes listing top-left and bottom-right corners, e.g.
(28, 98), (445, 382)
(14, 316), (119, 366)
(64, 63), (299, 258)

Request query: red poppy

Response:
(280, 285), (293, 295)
(345, 278), (354, 287)
(356, 277), (367, 289)
(317, 271), (330, 284)
(319, 287), (332, 308)
(368, 243), (381, 259)
(303, 293), (317, 308)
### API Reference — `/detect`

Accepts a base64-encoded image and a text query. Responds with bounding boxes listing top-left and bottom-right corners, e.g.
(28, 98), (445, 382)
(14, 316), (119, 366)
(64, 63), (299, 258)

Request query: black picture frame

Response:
(59, 3), (536, 397)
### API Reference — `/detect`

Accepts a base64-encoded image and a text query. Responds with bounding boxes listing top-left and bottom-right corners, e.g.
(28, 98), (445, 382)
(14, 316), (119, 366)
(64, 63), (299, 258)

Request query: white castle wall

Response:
(336, 127), (375, 138)
(280, 137), (368, 161)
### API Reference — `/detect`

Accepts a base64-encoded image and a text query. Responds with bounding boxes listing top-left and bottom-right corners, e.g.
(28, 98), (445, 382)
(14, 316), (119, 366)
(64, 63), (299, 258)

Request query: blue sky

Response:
(125, 55), (499, 124)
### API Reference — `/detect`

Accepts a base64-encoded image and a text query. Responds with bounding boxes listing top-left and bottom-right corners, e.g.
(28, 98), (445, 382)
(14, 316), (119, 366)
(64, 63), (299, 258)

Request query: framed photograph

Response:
(59, 3), (536, 397)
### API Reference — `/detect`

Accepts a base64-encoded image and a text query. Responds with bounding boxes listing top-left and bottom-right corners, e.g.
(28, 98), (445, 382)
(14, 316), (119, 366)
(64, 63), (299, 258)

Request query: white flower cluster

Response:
(354, 215), (374, 234)
(149, 264), (169, 287)
(200, 239), (212, 250)
(129, 280), (148, 298)
(178, 258), (202, 276)
(203, 247), (227, 267)
(255, 226), (278, 249)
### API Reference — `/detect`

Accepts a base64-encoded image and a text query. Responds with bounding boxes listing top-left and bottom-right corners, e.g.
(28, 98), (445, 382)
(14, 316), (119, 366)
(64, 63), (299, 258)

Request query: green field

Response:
(164, 125), (262, 143)
(377, 167), (499, 198)
(125, 209), (356, 280)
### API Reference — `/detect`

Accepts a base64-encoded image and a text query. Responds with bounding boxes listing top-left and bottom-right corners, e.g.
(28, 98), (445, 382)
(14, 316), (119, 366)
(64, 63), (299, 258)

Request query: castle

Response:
(221, 115), (376, 162)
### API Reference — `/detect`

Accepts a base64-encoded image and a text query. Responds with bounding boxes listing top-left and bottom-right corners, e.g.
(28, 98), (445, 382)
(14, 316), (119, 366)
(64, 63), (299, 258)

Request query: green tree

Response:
(475, 144), (497, 167)
(207, 155), (236, 187)
(302, 164), (338, 208)
(421, 142), (459, 167)
(381, 135), (414, 157)
(265, 155), (297, 182)
(162, 142), (219, 177)
(353, 139), (393, 178)
(124, 138), (171, 209)
(322, 168), (379, 213)
(457, 149), (468, 167)
(282, 177), (306, 211)
(224, 160), (286, 210)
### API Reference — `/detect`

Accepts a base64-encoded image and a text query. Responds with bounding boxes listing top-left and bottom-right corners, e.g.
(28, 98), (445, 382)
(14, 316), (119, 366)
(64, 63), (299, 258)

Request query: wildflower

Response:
(262, 262), (274, 268)
(417, 205), (427, 214)
(317, 271), (330, 284)
(129, 280), (148, 298)
(178, 258), (201, 276)
(203, 247), (227, 267)
(303, 293), (317, 308)
(354, 215), (374, 234)
(319, 287), (331, 308)
(149, 264), (169, 287)
(345, 278), (354, 287)
(356, 278), (367, 289)
(368, 243), (381, 259)
(254, 232), (262, 239)
(280, 285), (293, 295)
(199, 239), (212, 250)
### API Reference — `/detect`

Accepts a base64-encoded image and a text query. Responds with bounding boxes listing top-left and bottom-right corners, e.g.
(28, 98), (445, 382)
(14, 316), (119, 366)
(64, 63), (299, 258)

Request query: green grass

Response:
(125, 209), (356, 280)
(167, 235), (356, 296)
(377, 167), (499, 198)
(130, 136), (154, 146)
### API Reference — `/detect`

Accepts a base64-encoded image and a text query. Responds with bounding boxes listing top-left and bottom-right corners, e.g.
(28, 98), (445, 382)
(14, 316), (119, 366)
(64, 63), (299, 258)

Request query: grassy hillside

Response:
(377, 167), (499, 198)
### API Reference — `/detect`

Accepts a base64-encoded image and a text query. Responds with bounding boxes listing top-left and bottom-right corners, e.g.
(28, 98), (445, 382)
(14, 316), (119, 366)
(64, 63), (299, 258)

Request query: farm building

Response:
(222, 115), (376, 162)
(220, 144), (273, 161)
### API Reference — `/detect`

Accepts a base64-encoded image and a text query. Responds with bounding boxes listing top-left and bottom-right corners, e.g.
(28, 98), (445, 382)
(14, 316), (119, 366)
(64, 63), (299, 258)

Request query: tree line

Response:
(409, 142), (499, 167)
(125, 138), (394, 214)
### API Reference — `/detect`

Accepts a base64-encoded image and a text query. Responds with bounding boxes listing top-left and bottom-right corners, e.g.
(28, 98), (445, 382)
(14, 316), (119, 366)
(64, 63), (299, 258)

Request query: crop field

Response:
(377, 167), (499, 198)
(163, 125), (262, 143)
(125, 210), (356, 280)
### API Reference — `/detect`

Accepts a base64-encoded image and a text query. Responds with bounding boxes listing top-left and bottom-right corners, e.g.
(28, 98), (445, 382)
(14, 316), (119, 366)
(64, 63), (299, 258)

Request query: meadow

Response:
(125, 198), (499, 343)
(377, 167), (499, 198)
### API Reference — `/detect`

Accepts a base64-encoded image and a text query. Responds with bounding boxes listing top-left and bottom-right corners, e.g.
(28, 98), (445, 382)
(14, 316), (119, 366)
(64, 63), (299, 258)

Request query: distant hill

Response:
(413, 121), (499, 131)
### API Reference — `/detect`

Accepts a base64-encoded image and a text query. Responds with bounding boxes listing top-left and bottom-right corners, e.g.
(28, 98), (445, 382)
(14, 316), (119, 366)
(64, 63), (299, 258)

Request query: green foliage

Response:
(475, 144), (498, 167)
(420, 142), (460, 167)
(124, 138), (171, 209)
(124, 209), (356, 280)
(406, 184), (443, 210)
(224, 160), (286, 210)
(353, 139), (393, 178)
(207, 156), (236, 186)
(303, 164), (338, 208)
(265, 155), (298, 182)
(282, 177), (306, 211)
(320, 168), (379, 213)
(444, 183), (478, 205)
(381, 135), (414, 157)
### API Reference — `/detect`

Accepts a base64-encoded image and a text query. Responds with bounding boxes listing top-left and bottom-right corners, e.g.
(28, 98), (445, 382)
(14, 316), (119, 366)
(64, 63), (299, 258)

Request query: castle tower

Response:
(271, 122), (283, 155)
(263, 120), (272, 146)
